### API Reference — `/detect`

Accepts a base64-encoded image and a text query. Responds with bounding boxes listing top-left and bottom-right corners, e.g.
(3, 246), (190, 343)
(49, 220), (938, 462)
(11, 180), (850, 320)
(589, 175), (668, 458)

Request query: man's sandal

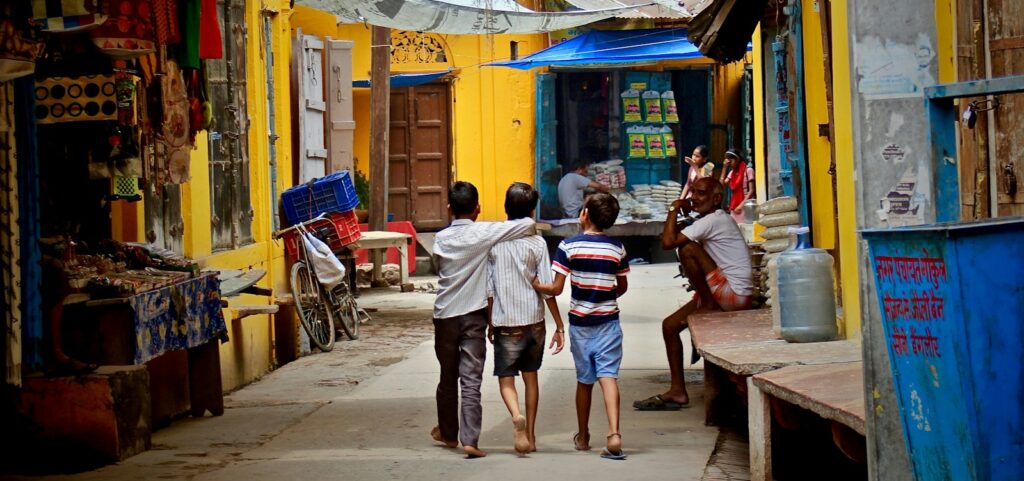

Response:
(600, 433), (626, 460)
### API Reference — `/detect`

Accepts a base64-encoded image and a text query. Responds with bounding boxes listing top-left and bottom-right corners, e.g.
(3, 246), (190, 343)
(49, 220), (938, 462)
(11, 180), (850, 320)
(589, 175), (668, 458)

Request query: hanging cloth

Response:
(177, 0), (200, 69)
(1, 82), (23, 387)
(198, 0), (222, 59)
(153, 0), (181, 45)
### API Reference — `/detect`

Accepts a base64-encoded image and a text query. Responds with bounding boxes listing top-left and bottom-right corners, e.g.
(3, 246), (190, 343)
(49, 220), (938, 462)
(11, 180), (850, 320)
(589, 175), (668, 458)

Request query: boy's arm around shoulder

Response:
(533, 272), (566, 297)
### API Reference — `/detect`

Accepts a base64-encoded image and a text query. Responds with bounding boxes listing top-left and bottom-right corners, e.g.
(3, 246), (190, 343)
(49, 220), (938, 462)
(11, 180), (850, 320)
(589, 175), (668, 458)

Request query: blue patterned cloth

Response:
(128, 274), (227, 364)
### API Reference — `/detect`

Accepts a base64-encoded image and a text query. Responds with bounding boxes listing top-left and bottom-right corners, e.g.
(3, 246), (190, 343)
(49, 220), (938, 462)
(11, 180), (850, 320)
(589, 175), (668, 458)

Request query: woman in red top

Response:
(721, 150), (755, 224)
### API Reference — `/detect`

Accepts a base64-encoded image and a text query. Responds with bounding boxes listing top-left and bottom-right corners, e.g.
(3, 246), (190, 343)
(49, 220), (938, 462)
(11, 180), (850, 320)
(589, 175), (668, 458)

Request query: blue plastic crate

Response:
(281, 171), (359, 226)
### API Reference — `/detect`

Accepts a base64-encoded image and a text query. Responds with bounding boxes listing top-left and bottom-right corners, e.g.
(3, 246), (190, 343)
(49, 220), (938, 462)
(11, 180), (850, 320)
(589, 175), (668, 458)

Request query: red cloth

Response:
(198, 0), (222, 59)
(152, 0), (180, 44)
(355, 221), (417, 275)
(727, 161), (751, 212)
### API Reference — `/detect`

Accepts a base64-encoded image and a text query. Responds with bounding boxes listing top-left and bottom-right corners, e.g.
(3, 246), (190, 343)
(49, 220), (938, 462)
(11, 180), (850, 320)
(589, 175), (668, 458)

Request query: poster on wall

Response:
(855, 33), (936, 100)
(878, 167), (928, 226)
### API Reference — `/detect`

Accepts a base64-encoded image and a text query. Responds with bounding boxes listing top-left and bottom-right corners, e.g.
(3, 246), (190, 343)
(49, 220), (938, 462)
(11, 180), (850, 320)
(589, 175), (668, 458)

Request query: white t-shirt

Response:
(682, 210), (753, 296)
(558, 172), (592, 218)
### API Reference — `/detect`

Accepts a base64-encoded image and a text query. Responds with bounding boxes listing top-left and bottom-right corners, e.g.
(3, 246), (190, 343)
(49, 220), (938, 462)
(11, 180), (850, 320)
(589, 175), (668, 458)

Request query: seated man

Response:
(635, 177), (753, 410)
(557, 161), (611, 219)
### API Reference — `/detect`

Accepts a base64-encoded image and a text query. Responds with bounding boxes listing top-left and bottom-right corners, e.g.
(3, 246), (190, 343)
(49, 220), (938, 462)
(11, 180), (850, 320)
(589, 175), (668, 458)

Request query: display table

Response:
(63, 273), (228, 421)
(353, 231), (413, 291)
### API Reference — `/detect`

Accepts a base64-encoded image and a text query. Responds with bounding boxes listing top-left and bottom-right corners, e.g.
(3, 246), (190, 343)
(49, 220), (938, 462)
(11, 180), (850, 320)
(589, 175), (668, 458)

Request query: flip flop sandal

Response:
(633, 394), (686, 411)
(600, 449), (627, 460)
(573, 432), (591, 451)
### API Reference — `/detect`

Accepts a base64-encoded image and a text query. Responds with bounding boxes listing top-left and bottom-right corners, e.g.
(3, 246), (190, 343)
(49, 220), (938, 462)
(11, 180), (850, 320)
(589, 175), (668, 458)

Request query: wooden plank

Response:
(303, 36), (324, 49)
(752, 361), (866, 435)
(306, 148), (328, 159)
(369, 26), (391, 232)
(218, 268), (267, 298)
(305, 99), (327, 112)
(230, 304), (280, 321)
(689, 309), (775, 351)
(748, 377), (772, 481)
(699, 339), (861, 376)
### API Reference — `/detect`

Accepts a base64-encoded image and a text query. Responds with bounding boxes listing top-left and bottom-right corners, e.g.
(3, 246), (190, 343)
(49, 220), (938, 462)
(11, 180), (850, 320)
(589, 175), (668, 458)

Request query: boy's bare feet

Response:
(430, 426), (458, 448)
(464, 446), (487, 458)
(573, 431), (591, 451)
(513, 415), (530, 454)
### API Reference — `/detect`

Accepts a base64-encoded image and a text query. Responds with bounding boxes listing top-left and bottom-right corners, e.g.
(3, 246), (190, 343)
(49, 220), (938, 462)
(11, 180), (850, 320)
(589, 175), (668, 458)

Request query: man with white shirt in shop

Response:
(430, 181), (537, 458)
(634, 177), (753, 411)
(558, 161), (611, 219)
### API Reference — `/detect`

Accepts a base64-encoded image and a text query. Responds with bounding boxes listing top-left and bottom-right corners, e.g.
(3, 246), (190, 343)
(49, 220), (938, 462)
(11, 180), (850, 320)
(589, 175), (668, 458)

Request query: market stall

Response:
(56, 241), (229, 420)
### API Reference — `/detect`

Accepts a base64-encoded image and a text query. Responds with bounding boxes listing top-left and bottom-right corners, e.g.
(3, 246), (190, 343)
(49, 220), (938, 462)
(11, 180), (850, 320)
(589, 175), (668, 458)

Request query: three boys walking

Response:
(431, 181), (629, 460)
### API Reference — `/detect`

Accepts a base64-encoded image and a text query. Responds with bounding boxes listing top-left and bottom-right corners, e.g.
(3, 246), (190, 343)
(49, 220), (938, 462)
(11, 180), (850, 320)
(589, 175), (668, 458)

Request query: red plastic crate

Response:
(282, 211), (362, 259)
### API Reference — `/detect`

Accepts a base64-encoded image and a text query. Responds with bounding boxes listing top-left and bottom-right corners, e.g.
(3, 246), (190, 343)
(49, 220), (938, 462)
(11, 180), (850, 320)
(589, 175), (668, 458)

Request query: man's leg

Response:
(679, 242), (720, 310)
(523, 371), (539, 451)
(432, 318), (460, 447)
(660, 300), (699, 405)
(458, 311), (488, 457)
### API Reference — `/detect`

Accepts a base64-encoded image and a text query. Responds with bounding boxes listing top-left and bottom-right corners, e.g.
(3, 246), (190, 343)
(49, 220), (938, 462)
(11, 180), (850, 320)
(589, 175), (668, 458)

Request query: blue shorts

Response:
(569, 320), (623, 385)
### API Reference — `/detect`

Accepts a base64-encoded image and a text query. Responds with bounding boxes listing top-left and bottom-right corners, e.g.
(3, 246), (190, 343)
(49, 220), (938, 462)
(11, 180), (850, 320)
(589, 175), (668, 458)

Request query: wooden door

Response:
(326, 39), (355, 173)
(292, 30), (328, 183)
(388, 83), (451, 230)
(956, 0), (1024, 218)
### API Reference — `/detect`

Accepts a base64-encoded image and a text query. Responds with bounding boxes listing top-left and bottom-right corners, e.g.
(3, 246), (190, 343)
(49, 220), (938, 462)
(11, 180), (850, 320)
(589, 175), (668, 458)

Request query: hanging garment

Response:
(177, 0), (200, 68)
(30, 0), (107, 33)
(1, 82), (23, 387)
(152, 0), (181, 44)
(198, 0), (222, 59)
(155, 60), (191, 184)
(0, 18), (44, 82)
(90, 0), (157, 58)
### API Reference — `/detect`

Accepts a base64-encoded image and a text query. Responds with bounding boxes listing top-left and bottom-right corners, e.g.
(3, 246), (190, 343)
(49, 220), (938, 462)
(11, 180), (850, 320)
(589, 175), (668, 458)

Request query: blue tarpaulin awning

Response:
(487, 28), (748, 70)
(353, 71), (451, 89)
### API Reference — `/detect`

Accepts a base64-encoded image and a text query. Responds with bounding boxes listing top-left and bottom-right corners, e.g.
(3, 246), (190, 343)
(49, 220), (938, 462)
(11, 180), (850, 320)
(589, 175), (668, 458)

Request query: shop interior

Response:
(541, 67), (714, 221)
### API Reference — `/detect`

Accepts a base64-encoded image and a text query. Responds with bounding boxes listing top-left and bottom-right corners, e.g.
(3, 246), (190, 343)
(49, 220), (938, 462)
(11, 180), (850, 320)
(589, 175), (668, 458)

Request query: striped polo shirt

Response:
(487, 235), (553, 327)
(552, 233), (630, 327)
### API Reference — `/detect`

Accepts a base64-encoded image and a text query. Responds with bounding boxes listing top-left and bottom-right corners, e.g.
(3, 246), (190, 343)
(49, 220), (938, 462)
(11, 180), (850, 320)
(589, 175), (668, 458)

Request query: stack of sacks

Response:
(650, 180), (682, 208)
(756, 196), (800, 307)
(588, 160), (627, 189)
(628, 184), (666, 219)
(615, 193), (639, 221)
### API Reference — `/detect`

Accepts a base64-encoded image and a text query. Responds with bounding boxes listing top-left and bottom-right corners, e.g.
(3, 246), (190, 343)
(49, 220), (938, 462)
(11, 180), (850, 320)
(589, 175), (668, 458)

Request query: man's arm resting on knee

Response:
(662, 200), (695, 250)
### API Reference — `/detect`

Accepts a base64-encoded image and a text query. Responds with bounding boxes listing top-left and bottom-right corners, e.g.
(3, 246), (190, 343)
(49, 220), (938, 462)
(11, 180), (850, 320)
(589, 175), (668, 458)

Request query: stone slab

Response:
(752, 361), (866, 435)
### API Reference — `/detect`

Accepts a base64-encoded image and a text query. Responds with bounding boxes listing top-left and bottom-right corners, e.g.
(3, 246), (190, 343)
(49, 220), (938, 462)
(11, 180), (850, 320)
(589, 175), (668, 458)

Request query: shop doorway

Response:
(536, 69), (716, 219)
(387, 83), (452, 231)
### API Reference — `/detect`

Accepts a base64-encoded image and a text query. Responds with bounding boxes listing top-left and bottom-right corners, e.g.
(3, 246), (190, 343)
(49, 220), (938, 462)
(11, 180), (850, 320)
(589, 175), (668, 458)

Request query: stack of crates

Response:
(280, 171), (362, 256)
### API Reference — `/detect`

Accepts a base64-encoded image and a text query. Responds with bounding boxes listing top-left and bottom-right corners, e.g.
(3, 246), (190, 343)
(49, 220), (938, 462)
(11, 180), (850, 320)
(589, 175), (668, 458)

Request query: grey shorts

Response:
(493, 322), (546, 377)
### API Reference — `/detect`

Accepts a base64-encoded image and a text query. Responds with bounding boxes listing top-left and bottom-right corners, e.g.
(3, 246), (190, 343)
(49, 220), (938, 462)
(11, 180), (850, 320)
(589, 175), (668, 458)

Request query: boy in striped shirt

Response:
(532, 193), (630, 460)
(486, 182), (566, 455)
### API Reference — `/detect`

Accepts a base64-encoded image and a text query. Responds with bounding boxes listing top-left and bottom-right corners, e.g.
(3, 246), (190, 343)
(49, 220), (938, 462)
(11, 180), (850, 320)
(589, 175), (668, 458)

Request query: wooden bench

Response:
(749, 362), (866, 481)
(688, 309), (865, 480)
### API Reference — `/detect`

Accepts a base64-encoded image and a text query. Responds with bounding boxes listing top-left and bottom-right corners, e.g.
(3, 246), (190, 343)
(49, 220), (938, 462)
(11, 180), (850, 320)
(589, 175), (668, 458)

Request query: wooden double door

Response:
(388, 83), (451, 231)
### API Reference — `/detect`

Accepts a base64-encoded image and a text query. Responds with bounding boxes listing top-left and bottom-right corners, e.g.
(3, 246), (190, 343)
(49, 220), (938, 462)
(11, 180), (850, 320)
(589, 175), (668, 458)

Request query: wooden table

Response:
(354, 231), (413, 291)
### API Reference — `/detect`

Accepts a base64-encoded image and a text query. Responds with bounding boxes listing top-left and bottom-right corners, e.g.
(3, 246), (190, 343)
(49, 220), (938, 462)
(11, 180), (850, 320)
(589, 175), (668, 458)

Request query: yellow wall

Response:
(830, 0), (861, 340)
(801, 0), (837, 250)
(752, 25), (767, 202)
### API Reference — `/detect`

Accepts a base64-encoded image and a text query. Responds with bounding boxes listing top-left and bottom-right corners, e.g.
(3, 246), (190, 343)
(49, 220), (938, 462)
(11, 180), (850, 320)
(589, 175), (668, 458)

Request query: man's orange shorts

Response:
(696, 268), (752, 311)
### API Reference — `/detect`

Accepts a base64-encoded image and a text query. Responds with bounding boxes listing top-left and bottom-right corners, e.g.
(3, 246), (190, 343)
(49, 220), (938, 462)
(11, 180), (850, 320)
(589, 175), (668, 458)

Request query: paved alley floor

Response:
(7, 264), (717, 481)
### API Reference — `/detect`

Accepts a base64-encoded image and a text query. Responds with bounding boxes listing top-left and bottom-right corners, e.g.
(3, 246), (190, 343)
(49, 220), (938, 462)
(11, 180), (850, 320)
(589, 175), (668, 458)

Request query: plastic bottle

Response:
(776, 227), (838, 343)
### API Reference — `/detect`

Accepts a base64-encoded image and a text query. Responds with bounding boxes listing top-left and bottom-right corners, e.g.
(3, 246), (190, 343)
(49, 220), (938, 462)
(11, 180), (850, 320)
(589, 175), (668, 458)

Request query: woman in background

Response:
(720, 150), (755, 224)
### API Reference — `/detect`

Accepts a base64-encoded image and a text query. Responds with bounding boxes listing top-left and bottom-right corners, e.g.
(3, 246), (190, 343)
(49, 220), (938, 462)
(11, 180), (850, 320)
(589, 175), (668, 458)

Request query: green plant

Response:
(354, 167), (370, 210)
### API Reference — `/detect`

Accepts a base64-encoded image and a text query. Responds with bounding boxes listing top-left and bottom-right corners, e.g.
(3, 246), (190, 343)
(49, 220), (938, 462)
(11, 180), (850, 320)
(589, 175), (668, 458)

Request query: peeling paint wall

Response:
(848, 0), (945, 478)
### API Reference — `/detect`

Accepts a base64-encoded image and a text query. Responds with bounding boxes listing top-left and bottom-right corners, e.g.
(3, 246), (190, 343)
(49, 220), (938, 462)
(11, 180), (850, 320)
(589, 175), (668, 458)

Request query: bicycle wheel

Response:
(333, 282), (360, 341)
(290, 261), (336, 351)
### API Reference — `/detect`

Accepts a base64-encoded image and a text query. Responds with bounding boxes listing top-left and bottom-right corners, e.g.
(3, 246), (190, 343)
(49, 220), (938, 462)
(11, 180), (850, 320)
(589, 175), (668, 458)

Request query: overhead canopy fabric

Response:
(564, 0), (695, 19)
(294, 0), (648, 35)
(687, 0), (767, 63)
(353, 71), (451, 88)
(487, 28), (708, 70)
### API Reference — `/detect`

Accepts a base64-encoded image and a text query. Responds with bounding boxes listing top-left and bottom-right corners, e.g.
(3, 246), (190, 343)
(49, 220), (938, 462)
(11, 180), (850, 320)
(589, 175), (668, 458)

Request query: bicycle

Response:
(274, 214), (367, 352)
